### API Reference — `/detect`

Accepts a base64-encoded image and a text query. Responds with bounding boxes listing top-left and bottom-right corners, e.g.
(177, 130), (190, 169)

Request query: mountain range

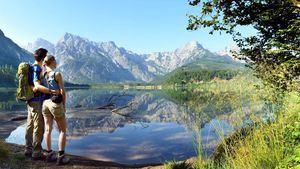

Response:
(23, 33), (242, 83)
(0, 29), (33, 67)
(0, 29), (242, 83)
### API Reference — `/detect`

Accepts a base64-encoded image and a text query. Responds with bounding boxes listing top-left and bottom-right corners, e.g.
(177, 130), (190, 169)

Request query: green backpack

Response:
(16, 63), (34, 101)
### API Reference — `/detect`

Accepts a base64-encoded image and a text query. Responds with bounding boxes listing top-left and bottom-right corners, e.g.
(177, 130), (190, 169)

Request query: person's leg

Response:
(55, 117), (67, 153)
(42, 100), (54, 152)
(43, 106), (56, 162)
(31, 102), (44, 159)
(51, 102), (69, 165)
(44, 115), (53, 151)
(25, 103), (34, 156)
(55, 117), (69, 165)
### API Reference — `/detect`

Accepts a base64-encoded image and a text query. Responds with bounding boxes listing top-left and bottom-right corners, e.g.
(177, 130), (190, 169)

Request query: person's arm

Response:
(55, 72), (66, 105)
(32, 68), (58, 94)
(34, 81), (57, 94)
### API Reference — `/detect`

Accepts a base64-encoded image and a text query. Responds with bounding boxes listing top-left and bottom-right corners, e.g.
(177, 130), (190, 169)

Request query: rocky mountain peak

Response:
(217, 44), (239, 58)
(182, 41), (203, 51)
(100, 41), (118, 51)
(24, 38), (55, 54)
(62, 32), (73, 40)
(59, 32), (88, 44)
(35, 38), (51, 44)
(174, 41), (204, 56)
(19, 32), (240, 83)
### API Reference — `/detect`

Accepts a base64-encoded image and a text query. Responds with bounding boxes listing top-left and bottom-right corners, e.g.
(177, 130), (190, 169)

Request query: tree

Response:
(187, 0), (300, 91)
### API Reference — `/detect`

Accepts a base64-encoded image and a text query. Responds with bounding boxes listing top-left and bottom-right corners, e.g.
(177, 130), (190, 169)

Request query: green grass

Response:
(90, 83), (123, 89)
(165, 160), (194, 169)
(0, 141), (29, 169)
(0, 141), (9, 160)
(164, 76), (300, 169)
(219, 92), (300, 169)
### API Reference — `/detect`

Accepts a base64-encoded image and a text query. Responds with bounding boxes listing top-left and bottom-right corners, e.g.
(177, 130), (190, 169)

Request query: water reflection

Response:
(4, 88), (271, 164)
(0, 89), (26, 111)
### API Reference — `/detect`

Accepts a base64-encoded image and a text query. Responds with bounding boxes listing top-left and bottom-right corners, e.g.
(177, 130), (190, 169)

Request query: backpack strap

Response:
(53, 71), (58, 83)
(44, 71), (53, 97)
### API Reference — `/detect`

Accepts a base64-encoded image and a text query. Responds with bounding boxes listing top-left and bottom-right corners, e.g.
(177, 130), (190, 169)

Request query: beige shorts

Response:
(42, 99), (65, 119)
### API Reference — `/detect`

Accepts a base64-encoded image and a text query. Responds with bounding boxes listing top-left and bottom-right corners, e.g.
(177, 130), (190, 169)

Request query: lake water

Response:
(1, 88), (271, 165)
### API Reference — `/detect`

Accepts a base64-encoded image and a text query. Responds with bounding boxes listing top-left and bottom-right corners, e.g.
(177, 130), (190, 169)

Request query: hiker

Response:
(25, 48), (59, 160)
(42, 55), (69, 165)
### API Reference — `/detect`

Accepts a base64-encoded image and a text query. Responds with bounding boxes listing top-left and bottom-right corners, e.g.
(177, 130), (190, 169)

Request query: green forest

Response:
(0, 65), (16, 87)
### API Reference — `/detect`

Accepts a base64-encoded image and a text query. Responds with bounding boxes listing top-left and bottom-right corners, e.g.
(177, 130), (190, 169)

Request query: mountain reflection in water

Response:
(5, 89), (270, 164)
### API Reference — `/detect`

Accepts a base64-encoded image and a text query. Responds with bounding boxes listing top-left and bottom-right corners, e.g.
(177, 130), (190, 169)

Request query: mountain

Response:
(217, 44), (240, 59)
(54, 33), (138, 83)
(155, 59), (244, 84)
(24, 38), (55, 55)
(24, 33), (242, 83)
(0, 29), (34, 87)
(0, 29), (33, 67)
(97, 41), (156, 82)
(154, 44), (245, 84)
(146, 41), (237, 74)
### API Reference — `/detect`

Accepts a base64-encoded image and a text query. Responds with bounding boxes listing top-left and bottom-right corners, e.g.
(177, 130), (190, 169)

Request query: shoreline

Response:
(0, 111), (164, 169)
(0, 142), (165, 169)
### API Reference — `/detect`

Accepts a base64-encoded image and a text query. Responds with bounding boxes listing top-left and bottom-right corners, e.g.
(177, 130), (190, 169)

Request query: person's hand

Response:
(50, 89), (60, 95)
(32, 86), (38, 92)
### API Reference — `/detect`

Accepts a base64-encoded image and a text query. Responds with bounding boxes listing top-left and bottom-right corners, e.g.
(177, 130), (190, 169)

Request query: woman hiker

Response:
(42, 55), (69, 165)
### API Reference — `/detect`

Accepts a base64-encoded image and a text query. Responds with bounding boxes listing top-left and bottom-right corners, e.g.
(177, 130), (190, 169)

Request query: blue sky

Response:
(0, 0), (255, 54)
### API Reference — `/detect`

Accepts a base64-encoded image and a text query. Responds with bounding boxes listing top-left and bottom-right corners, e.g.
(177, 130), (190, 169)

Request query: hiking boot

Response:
(32, 151), (45, 161)
(24, 149), (32, 158)
(44, 151), (57, 162)
(56, 154), (70, 165)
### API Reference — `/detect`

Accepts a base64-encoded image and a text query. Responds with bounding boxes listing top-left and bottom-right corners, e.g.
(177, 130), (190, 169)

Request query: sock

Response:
(58, 150), (65, 156)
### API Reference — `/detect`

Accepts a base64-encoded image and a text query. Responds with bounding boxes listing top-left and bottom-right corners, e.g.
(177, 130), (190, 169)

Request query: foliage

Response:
(164, 75), (299, 169)
(64, 81), (90, 88)
(0, 141), (9, 160)
(0, 65), (16, 87)
(164, 93), (299, 169)
(164, 160), (193, 169)
(222, 93), (300, 169)
(162, 68), (240, 85)
(187, 0), (300, 92)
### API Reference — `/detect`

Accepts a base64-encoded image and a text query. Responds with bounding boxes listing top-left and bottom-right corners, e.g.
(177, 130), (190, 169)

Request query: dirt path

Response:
(0, 142), (164, 169)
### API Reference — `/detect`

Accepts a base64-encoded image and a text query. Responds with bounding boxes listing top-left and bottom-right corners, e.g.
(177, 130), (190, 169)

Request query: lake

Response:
(1, 88), (272, 165)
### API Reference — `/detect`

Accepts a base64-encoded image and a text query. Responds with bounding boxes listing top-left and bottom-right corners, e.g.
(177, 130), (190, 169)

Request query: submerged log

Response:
(96, 103), (115, 110)
(10, 115), (27, 121)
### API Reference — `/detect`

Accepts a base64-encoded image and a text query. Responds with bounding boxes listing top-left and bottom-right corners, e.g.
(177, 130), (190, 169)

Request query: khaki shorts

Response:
(42, 99), (65, 119)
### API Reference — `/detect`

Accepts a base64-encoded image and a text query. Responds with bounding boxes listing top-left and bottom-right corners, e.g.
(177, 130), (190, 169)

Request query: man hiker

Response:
(24, 48), (59, 160)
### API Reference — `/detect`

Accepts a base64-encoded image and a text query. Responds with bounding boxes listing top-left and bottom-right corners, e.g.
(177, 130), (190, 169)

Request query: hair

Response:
(44, 55), (56, 66)
(34, 48), (48, 62)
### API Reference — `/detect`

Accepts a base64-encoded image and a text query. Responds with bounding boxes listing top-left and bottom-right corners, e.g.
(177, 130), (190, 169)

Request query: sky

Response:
(0, 0), (255, 54)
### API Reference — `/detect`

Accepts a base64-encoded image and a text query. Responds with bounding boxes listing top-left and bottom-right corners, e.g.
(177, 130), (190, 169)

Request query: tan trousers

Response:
(25, 101), (44, 156)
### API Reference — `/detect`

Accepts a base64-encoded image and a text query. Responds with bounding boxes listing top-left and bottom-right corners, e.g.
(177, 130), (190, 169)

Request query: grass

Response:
(165, 160), (194, 169)
(0, 140), (9, 160)
(0, 141), (30, 169)
(222, 92), (299, 169)
(164, 75), (300, 169)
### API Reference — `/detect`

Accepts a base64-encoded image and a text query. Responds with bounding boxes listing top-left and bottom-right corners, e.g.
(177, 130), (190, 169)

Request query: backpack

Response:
(16, 62), (34, 101)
